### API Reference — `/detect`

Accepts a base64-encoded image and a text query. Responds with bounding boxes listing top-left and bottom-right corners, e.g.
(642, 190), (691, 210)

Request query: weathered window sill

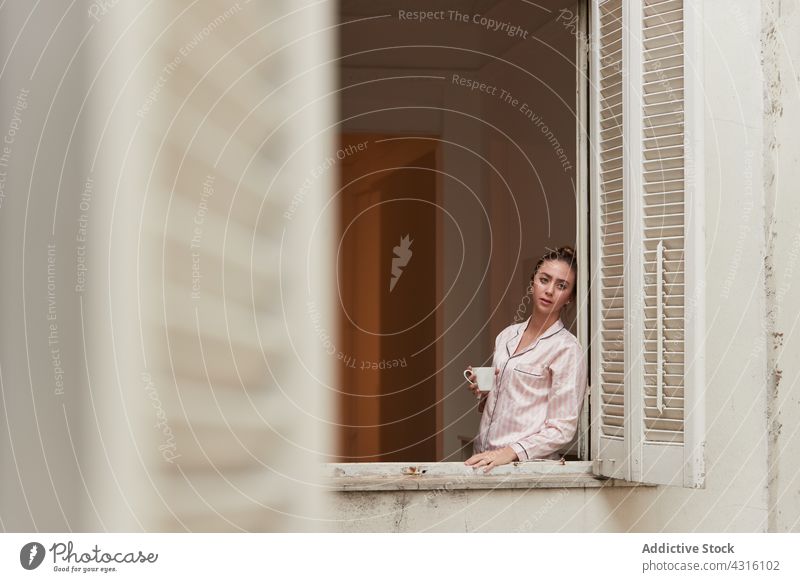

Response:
(324, 461), (646, 492)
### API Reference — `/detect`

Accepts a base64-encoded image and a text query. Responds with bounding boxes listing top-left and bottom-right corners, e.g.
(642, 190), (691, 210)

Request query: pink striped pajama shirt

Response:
(474, 317), (588, 461)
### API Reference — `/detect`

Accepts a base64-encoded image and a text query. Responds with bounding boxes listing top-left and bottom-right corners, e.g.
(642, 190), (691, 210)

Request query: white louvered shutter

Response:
(590, 0), (629, 481)
(591, 0), (704, 487)
(637, 0), (704, 487)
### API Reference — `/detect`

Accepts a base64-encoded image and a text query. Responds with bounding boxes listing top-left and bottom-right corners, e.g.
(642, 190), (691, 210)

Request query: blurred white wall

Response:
(0, 0), (92, 532)
(0, 0), (336, 532)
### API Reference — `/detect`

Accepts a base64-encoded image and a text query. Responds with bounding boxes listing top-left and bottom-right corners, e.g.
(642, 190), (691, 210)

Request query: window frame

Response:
(329, 0), (707, 490)
(330, 1), (597, 484)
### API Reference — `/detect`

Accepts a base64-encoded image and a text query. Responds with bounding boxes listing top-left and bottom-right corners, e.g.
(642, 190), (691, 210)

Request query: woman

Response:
(464, 246), (588, 473)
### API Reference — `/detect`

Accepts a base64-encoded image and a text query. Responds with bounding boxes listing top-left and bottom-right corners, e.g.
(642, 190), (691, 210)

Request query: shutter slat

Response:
(644, 88), (685, 105)
(644, 0), (682, 14)
(645, 429), (684, 443)
(643, 7), (683, 27)
(643, 155), (684, 170)
(644, 44), (683, 64)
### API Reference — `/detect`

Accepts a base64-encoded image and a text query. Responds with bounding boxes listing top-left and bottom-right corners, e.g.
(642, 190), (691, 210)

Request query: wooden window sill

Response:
(324, 461), (648, 492)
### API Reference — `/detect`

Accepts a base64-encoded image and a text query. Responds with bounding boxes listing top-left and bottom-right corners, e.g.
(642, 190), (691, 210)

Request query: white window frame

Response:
(331, 0), (705, 491)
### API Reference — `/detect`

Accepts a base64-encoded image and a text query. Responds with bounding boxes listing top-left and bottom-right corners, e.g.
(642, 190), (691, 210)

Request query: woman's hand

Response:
(465, 366), (500, 399)
(464, 446), (518, 473)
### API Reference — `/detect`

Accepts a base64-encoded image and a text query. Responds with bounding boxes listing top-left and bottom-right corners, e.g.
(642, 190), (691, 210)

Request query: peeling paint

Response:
(762, 0), (791, 533)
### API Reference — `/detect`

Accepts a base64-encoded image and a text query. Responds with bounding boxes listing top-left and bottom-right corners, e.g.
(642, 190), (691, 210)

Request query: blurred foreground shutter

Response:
(135, 0), (336, 529)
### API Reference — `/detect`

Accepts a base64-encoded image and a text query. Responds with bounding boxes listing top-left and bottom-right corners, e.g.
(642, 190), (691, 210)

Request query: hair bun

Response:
(558, 245), (576, 256)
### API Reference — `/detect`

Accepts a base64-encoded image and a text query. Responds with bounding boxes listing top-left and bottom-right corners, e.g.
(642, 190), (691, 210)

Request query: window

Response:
(332, 0), (705, 490)
(336, 0), (583, 464)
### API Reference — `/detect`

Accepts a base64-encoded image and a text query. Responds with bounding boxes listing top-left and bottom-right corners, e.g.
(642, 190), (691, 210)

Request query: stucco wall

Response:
(763, 0), (800, 533)
(326, 0), (798, 532)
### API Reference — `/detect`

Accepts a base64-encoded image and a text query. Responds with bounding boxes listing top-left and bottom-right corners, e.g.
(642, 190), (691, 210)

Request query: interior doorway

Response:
(337, 134), (441, 462)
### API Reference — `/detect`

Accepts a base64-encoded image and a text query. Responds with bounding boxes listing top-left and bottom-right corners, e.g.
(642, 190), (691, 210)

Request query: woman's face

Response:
(530, 259), (576, 317)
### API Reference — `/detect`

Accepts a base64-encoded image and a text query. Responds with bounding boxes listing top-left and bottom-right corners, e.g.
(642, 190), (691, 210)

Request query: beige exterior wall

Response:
(763, 0), (800, 533)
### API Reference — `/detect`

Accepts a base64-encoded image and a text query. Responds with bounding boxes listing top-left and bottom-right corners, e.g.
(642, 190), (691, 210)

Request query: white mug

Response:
(463, 367), (495, 392)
